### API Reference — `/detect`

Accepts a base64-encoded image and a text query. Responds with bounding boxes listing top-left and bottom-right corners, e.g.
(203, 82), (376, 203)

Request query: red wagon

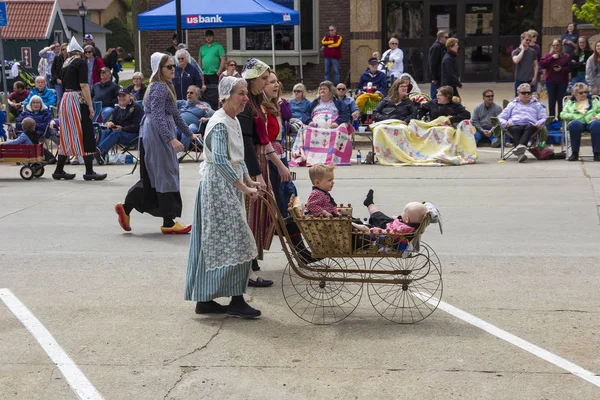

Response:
(0, 144), (46, 180)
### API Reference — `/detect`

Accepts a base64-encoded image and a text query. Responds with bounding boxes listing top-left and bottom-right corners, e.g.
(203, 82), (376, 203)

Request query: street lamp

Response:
(78, 1), (88, 41)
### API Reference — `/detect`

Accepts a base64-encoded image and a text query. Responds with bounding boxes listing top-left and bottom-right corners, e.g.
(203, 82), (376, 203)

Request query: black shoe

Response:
(363, 189), (374, 207)
(52, 171), (76, 180)
(195, 301), (227, 314)
(227, 301), (261, 319)
(248, 277), (274, 287)
(83, 173), (107, 181)
(93, 150), (105, 165)
(567, 152), (579, 162)
(594, 153), (600, 162)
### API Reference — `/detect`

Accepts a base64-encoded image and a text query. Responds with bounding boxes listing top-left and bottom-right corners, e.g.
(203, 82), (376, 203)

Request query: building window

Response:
(385, 0), (424, 40)
(229, 0), (316, 52)
(499, 0), (542, 36)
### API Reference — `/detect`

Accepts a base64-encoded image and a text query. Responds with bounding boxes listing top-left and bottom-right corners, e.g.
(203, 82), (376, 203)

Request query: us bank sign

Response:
(186, 15), (223, 25)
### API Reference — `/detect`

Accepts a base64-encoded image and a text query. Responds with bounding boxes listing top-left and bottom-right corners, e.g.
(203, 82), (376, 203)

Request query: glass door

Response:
(426, 2), (459, 81)
(462, 2), (496, 81)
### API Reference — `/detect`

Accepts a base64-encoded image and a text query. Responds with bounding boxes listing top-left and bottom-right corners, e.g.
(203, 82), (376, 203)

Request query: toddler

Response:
(1, 118), (38, 145)
(306, 163), (339, 216)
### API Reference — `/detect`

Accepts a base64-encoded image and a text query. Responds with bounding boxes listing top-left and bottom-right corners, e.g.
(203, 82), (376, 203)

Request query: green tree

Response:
(104, 17), (134, 53)
(573, 1), (600, 28)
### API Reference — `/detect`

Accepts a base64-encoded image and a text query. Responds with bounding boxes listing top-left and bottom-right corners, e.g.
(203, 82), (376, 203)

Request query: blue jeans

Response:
(324, 58), (340, 85)
(98, 129), (138, 155)
(474, 130), (498, 145)
(430, 82), (439, 99)
(101, 107), (114, 123)
(568, 120), (600, 153)
(545, 82), (568, 118)
(177, 123), (199, 150)
(514, 80), (537, 96)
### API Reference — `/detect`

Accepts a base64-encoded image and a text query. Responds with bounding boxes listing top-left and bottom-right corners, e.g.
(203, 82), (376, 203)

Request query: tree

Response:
(104, 18), (134, 53)
(131, 0), (150, 76)
(573, 1), (600, 28)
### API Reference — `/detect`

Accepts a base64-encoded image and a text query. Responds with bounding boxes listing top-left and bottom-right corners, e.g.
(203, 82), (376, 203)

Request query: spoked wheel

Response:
(282, 257), (364, 325)
(367, 255), (442, 324)
(420, 242), (442, 272)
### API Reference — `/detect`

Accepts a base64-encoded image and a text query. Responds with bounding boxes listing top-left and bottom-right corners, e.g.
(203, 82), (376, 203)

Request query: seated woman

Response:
(420, 86), (471, 124)
(372, 79), (417, 123)
(498, 83), (548, 163)
(16, 95), (53, 138)
(291, 80), (353, 166)
(371, 86), (477, 166)
(126, 72), (147, 101)
(560, 82), (600, 161)
(289, 83), (311, 123)
(398, 72), (430, 105)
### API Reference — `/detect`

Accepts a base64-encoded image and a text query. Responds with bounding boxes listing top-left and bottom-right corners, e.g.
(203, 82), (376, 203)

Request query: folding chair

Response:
(178, 136), (204, 162)
(563, 95), (600, 160)
(491, 116), (554, 160)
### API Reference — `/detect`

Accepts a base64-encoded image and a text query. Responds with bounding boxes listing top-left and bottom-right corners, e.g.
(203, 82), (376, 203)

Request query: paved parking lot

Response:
(1, 147), (600, 399)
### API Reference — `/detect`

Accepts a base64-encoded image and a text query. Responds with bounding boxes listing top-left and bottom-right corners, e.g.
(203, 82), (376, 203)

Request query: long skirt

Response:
(124, 138), (182, 219)
(246, 145), (275, 260)
(268, 141), (297, 219)
(57, 92), (95, 156)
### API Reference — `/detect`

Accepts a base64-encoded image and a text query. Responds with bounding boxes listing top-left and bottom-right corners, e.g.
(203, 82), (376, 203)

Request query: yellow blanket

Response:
(371, 117), (478, 166)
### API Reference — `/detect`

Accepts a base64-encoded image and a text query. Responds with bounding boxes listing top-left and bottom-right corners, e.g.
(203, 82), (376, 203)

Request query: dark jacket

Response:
(16, 108), (53, 136)
(356, 70), (388, 96)
(373, 97), (416, 123)
(428, 40), (447, 82)
(304, 98), (351, 125)
(111, 101), (144, 133)
(50, 54), (65, 85)
(441, 50), (461, 88)
(238, 105), (263, 177)
(570, 50), (593, 76)
(102, 49), (118, 70)
(421, 100), (471, 124)
(126, 84), (147, 101)
(92, 81), (120, 108)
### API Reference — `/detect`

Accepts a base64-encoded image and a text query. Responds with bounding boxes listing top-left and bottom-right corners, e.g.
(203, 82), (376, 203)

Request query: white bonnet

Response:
(67, 36), (83, 53)
(150, 52), (166, 81)
(219, 77), (246, 102)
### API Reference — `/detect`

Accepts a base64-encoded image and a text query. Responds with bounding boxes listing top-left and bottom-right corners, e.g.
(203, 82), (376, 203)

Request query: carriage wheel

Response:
(19, 166), (34, 180)
(367, 255), (442, 324)
(420, 242), (442, 272)
(33, 164), (45, 178)
(282, 257), (363, 325)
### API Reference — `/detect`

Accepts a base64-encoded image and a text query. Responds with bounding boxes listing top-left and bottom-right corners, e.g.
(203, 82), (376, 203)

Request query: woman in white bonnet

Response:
(185, 76), (263, 319)
(114, 52), (196, 234)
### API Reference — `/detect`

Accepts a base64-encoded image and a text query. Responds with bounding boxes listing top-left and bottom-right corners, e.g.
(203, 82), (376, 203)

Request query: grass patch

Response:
(121, 61), (135, 69)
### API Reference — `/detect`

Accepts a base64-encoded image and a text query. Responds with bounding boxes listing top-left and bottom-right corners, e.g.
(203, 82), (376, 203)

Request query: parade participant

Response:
(52, 37), (106, 181)
(114, 53), (195, 234)
(185, 76), (263, 318)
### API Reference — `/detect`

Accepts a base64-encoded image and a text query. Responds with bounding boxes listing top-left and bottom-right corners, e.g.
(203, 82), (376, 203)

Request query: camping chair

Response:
(562, 95), (600, 160)
(178, 136), (204, 163)
(491, 116), (554, 160)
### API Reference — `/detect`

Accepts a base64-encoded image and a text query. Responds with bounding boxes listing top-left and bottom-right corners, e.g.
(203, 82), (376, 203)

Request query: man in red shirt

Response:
(321, 25), (342, 85)
(7, 81), (30, 120)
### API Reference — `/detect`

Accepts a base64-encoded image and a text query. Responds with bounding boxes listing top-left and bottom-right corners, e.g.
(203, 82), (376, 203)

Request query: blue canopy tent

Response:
(137, 0), (300, 75)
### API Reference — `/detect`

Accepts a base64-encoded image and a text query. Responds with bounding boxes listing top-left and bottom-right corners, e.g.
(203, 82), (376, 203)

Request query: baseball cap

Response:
(117, 88), (130, 96)
(84, 34), (93, 41)
(368, 57), (378, 65)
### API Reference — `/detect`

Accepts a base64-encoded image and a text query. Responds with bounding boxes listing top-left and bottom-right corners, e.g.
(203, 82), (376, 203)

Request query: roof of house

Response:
(58, 0), (122, 11)
(63, 14), (111, 34)
(3, 0), (68, 40)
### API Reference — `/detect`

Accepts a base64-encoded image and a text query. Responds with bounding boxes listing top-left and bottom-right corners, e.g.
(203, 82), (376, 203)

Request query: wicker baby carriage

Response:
(258, 191), (443, 325)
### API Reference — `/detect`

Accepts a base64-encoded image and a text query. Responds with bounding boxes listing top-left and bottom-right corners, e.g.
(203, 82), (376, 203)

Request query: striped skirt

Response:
(57, 92), (96, 156)
(246, 144), (275, 260)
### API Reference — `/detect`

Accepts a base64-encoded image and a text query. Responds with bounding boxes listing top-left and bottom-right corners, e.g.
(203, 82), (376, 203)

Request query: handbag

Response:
(528, 146), (554, 160)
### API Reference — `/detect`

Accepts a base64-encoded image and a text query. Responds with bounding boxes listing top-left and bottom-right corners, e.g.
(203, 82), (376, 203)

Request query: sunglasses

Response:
(228, 63), (237, 67)
(390, 42), (399, 45)
(328, 29), (335, 31)
(484, 95), (494, 98)
(186, 91), (195, 94)
(177, 57), (185, 60)
(519, 91), (532, 95)
(293, 89), (303, 93)
(163, 64), (176, 70)
(85, 51), (93, 54)
(336, 87), (346, 91)
(579, 91), (589, 95)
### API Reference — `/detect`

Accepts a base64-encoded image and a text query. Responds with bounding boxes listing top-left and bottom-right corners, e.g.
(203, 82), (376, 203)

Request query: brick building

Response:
(142, 0), (597, 89)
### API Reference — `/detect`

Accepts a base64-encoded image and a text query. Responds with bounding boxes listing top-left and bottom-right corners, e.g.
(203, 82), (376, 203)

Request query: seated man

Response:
(92, 67), (120, 122)
(7, 81), (30, 119)
(176, 85), (214, 151)
(335, 83), (360, 122)
(356, 58), (387, 97)
(471, 89), (503, 147)
(96, 88), (144, 161)
(23, 76), (56, 108)
(497, 83), (547, 163)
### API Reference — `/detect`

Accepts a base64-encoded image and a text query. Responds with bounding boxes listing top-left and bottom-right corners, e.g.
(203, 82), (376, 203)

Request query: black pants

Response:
(203, 74), (219, 111)
(508, 125), (537, 146)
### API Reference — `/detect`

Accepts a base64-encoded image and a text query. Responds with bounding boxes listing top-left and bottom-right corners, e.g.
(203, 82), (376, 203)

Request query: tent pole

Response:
(297, 12), (303, 82)
(271, 25), (276, 72)
(138, 30), (142, 72)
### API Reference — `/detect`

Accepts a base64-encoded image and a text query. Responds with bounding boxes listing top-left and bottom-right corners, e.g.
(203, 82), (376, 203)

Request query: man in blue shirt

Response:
(356, 58), (387, 97)
(176, 85), (214, 154)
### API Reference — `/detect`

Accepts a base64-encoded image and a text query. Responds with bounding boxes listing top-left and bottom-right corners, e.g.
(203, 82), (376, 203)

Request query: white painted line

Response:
(0, 289), (104, 400)
(415, 292), (600, 388)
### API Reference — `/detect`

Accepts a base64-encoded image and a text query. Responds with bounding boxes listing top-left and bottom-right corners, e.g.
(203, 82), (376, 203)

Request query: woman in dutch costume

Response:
(185, 77), (263, 318)
(114, 53), (195, 234)
(52, 37), (106, 181)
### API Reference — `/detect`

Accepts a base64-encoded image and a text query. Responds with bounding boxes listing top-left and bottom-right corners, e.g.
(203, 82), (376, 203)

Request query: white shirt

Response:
(379, 48), (404, 78)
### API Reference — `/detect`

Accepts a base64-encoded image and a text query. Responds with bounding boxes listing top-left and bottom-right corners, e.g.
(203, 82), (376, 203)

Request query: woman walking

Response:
(115, 53), (195, 234)
(185, 77), (262, 318)
(52, 37), (106, 181)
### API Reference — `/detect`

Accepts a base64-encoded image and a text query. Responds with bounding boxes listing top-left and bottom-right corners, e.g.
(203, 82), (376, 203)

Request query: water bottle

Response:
(356, 150), (362, 165)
